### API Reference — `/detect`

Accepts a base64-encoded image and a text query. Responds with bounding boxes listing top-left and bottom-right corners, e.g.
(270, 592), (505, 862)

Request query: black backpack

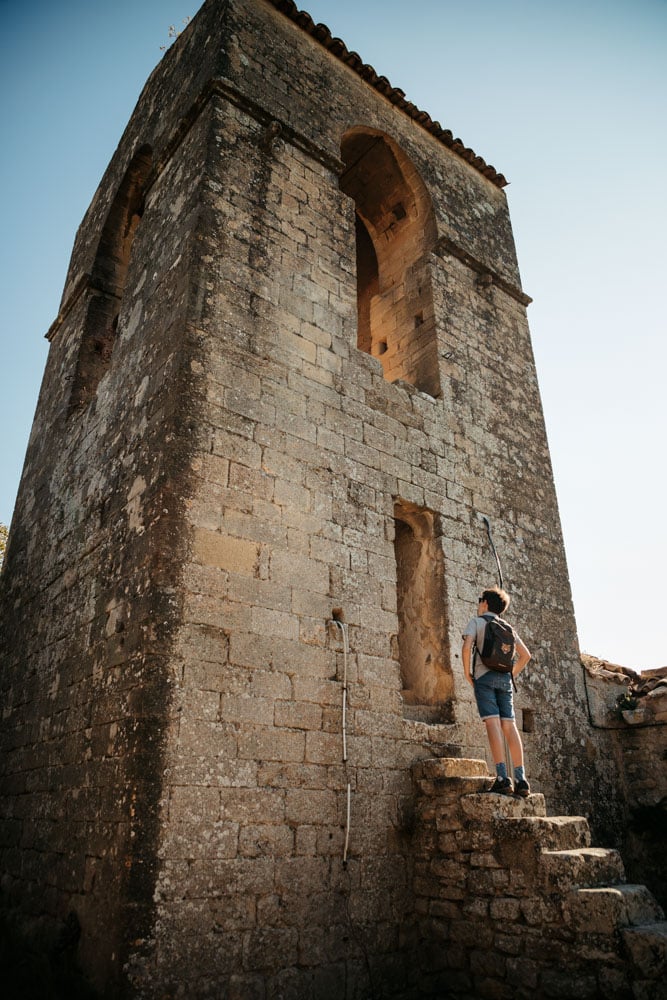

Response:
(478, 613), (515, 673)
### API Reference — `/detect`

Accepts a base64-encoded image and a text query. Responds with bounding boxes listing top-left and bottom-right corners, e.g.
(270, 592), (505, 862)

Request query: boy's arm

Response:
(462, 635), (475, 686)
(513, 638), (531, 677)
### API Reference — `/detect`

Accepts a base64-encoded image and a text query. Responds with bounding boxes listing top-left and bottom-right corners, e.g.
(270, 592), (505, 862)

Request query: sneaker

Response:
(514, 779), (530, 798)
(487, 776), (513, 795)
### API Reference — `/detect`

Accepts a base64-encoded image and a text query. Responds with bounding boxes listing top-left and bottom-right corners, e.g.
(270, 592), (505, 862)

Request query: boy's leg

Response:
(500, 718), (524, 770)
(484, 717), (513, 792)
(501, 717), (530, 795)
(484, 716), (506, 764)
(474, 677), (512, 792)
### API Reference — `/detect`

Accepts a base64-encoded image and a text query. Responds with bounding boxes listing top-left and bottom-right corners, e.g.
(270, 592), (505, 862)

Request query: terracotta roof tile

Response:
(266, 0), (508, 187)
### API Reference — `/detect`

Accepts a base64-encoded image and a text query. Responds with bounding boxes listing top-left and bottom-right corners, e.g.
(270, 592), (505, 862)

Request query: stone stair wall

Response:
(411, 757), (667, 999)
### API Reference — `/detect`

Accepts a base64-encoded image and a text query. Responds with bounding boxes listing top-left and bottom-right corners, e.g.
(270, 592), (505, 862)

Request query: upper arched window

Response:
(340, 130), (440, 397)
(69, 146), (152, 411)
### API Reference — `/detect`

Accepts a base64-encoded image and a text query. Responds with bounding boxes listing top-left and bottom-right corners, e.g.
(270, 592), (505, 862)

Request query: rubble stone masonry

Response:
(1, 1), (664, 997)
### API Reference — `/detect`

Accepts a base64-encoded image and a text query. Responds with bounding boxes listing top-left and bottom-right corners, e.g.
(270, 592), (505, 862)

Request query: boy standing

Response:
(462, 587), (531, 796)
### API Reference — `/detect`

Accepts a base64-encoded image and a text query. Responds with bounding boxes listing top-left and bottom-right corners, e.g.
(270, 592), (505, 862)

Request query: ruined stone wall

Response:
(615, 721), (667, 910)
(0, 1), (634, 996)
(581, 662), (667, 908)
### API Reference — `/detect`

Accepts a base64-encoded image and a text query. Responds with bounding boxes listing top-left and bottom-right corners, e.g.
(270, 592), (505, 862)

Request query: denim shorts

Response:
(473, 671), (514, 720)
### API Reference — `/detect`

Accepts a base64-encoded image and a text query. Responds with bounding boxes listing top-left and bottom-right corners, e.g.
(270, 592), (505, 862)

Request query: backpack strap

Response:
(477, 613), (518, 692)
(472, 613), (496, 671)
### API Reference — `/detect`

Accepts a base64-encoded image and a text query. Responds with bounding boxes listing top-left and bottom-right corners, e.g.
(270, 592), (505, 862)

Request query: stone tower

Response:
(0, 1), (642, 996)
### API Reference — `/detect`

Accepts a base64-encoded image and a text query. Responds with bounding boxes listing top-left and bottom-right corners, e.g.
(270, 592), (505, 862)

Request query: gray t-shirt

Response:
(463, 614), (520, 679)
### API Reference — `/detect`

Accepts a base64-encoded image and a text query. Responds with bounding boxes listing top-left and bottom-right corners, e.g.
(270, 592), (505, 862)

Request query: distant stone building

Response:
(1, 1), (665, 997)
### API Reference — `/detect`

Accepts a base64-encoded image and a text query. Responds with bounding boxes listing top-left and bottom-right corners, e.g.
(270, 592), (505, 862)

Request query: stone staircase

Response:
(411, 757), (667, 999)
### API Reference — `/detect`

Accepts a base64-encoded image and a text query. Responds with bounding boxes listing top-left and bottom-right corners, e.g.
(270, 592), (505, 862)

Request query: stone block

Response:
(412, 756), (488, 782)
(237, 727), (306, 763)
(449, 919), (494, 949)
(219, 693), (276, 727)
(470, 852), (502, 869)
(291, 674), (342, 711)
(238, 823), (294, 859)
(489, 897), (522, 922)
(539, 847), (626, 893)
(161, 819), (239, 860)
(242, 927), (299, 973)
(226, 973), (266, 1000)
(273, 699), (323, 731)
(467, 868), (510, 895)
(460, 792), (547, 821)
(274, 857), (330, 901)
(210, 427), (262, 468)
(250, 605), (299, 641)
(595, 966), (632, 999)
(229, 462), (277, 500)
(193, 528), (259, 575)
(621, 922), (667, 978)
(285, 788), (339, 825)
(219, 788), (285, 825)
(269, 549), (329, 595)
(429, 899), (462, 920)
(520, 896), (565, 927)
(539, 967), (598, 999)
(494, 932), (522, 958)
(168, 785), (221, 825)
(470, 946), (508, 980)
(463, 897), (489, 919)
(310, 963), (346, 998)
(566, 884), (664, 934)
(500, 815), (591, 860)
(294, 825), (318, 857)
(464, 828), (497, 852)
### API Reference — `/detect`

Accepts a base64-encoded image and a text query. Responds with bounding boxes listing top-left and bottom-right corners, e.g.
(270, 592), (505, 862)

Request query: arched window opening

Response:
(340, 130), (440, 397)
(355, 214), (379, 356)
(394, 500), (453, 722)
(69, 146), (152, 411)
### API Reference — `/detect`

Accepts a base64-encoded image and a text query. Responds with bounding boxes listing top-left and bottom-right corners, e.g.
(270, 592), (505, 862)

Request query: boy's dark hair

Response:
(482, 586), (510, 615)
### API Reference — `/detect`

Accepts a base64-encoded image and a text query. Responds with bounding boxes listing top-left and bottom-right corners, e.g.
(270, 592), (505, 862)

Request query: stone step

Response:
(621, 921), (667, 982)
(565, 884), (665, 934)
(501, 814), (591, 851)
(413, 756), (488, 782)
(419, 774), (495, 800)
(412, 757), (493, 798)
(460, 790), (547, 821)
(539, 846), (626, 892)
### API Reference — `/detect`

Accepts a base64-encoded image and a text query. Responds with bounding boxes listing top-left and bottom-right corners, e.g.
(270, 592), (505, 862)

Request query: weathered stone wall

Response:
(0, 45), (214, 994)
(0, 1), (649, 996)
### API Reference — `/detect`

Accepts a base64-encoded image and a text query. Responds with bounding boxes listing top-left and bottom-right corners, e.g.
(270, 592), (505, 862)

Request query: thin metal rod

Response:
(333, 620), (349, 761)
(481, 515), (504, 588)
(343, 782), (351, 865)
(331, 619), (351, 865)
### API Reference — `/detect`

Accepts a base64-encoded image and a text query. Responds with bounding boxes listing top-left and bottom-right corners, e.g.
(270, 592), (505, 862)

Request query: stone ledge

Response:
(412, 756), (488, 782)
(539, 847), (625, 891)
(460, 792), (547, 821)
(567, 885), (664, 934)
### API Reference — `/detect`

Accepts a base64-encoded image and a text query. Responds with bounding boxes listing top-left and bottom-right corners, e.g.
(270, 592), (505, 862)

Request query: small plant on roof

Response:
(614, 690), (639, 718)
(0, 523), (7, 569)
(160, 16), (191, 51)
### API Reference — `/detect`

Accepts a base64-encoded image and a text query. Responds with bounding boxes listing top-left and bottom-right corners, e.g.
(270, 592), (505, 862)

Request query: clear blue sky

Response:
(1, 0), (665, 671)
